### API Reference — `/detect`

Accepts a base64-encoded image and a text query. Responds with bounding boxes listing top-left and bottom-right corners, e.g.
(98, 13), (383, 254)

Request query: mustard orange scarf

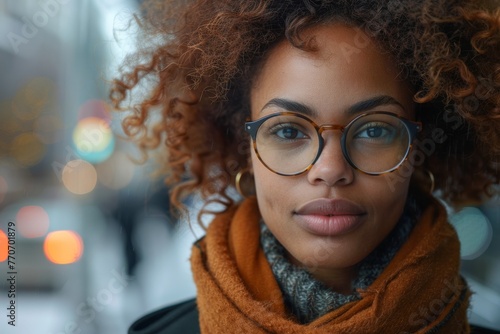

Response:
(191, 196), (471, 333)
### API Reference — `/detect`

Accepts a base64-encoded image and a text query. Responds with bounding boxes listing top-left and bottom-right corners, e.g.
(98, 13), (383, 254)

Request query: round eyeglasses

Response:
(245, 111), (422, 176)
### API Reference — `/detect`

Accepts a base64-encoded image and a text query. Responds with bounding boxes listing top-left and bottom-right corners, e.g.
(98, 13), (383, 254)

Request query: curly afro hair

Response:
(111, 0), (500, 217)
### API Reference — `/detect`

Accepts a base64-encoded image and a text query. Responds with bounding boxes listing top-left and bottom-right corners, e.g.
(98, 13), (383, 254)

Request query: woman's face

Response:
(250, 24), (415, 283)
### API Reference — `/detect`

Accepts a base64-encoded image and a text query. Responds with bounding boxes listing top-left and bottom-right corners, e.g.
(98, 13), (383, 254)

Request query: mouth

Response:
(295, 198), (366, 216)
(294, 198), (366, 236)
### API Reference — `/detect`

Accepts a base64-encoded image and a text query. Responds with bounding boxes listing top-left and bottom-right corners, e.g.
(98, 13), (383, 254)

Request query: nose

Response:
(306, 132), (354, 187)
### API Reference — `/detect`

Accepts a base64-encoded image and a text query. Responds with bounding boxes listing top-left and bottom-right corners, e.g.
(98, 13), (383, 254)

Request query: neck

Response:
(311, 266), (358, 294)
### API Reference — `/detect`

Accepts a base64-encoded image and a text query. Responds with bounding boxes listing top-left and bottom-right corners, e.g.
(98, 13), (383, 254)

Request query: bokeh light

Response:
(61, 159), (98, 195)
(0, 116), (22, 137)
(11, 77), (57, 121)
(72, 117), (115, 164)
(0, 230), (7, 262)
(451, 207), (493, 260)
(97, 151), (136, 190)
(10, 132), (46, 167)
(0, 177), (7, 204)
(16, 206), (50, 238)
(78, 100), (112, 123)
(43, 231), (84, 265)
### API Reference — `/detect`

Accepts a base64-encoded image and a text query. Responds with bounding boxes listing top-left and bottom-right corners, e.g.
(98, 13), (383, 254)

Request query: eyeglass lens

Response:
(253, 113), (411, 175)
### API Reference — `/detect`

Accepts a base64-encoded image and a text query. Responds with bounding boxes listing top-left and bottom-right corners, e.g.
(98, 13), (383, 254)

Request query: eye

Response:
(359, 126), (385, 138)
(354, 122), (396, 142)
(270, 123), (309, 140)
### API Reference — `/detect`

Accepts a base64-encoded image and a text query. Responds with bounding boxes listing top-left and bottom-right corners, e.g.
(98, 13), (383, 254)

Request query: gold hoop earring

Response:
(235, 168), (256, 198)
(425, 169), (435, 194)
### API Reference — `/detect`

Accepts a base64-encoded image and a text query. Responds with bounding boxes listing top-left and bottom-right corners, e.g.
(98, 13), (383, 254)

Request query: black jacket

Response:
(129, 298), (200, 334)
(128, 298), (499, 334)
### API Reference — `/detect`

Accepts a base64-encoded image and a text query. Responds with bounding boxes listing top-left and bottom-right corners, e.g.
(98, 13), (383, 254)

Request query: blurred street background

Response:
(0, 1), (498, 333)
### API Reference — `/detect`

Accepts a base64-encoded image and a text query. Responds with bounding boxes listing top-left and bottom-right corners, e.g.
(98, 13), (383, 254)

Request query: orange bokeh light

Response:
(0, 230), (7, 262)
(10, 132), (46, 167)
(16, 205), (50, 238)
(44, 231), (84, 265)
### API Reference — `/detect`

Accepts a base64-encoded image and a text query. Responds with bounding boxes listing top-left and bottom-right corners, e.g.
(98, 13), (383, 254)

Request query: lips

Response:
(295, 198), (365, 216)
(294, 199), (366, 236)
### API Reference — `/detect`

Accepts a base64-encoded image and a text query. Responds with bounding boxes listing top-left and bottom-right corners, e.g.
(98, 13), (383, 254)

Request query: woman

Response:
(111, 0), (500, 333)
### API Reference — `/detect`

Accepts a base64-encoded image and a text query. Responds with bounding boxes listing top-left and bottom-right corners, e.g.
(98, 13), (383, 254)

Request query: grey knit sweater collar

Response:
(260, 196), (420, 324)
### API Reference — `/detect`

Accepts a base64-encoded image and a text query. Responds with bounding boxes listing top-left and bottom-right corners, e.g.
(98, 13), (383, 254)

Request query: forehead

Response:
(250, 24), (414, 120)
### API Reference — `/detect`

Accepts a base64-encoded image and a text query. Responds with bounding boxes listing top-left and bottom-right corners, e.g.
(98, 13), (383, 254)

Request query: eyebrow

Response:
(347, 95), (405, 114)
(260, 95), (406, 117)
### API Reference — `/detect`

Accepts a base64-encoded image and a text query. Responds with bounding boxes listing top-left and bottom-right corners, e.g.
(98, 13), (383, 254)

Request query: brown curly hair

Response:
(111, 0), (500, 218)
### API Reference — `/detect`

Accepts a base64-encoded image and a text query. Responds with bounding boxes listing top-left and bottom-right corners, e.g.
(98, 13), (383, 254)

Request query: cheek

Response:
(251, 150), (272, 210)
(251, 150), (291, 219)
(360, 168), (413, 225)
